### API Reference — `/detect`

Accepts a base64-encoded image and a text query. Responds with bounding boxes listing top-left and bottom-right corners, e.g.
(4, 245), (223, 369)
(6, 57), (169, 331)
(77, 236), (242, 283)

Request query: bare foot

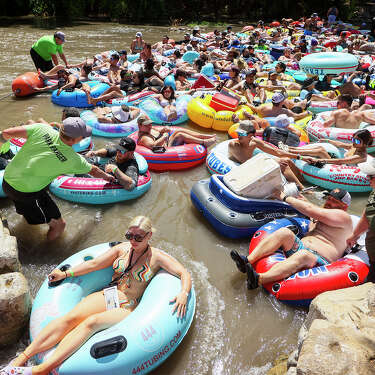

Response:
(47, 218), (66, 241)
(202, 137), (216, 147)
(37, 69), (47, 79)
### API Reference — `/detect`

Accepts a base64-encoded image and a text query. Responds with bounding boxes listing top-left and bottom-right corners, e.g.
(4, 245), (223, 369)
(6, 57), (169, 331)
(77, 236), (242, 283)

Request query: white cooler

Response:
(223, 153), (284, 198)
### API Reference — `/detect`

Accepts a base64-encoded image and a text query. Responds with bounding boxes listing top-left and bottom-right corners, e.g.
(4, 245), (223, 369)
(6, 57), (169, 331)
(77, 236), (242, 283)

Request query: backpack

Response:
(262, 126), (300, 147)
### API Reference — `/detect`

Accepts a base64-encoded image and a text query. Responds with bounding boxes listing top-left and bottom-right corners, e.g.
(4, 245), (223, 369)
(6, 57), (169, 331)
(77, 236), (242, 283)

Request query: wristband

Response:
(283, 195), (289, 202)
(112, 167), (118, 174)
(68, 269), (74, 278)
(64, 271), (68, 279)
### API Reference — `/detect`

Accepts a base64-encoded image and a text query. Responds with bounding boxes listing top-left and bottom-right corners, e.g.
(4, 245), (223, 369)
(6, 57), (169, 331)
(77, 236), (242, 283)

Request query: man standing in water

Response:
(231, 188), (353, 289)
(1, 118), (114, 240)
(30, 31), (69, 72)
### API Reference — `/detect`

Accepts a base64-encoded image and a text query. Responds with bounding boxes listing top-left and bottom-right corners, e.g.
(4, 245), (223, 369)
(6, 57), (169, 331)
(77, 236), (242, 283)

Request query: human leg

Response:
(11, 291), (108, 367)
(47, 217), (66, 241)
(33, 308), (130, 374)
(247, 249), (318, 288)
(279, 158), (304, 190)
(165, 104), (177, 122)
(247, 227), (296, 264)
(38, 65), (66, 80)
(167, 132), (216, 147)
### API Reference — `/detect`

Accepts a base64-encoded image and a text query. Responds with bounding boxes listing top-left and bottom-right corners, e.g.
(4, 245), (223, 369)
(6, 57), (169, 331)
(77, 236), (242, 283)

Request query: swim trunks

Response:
(285, 235), (330, 266)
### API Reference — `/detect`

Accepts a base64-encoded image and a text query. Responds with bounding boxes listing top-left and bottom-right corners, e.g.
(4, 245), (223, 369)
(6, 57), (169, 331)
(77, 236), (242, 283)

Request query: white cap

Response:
(136, 31), (142, 37)
(274, 114), (293, 128)
(193, 25), (200, 31)
(112, 106), (130, 122)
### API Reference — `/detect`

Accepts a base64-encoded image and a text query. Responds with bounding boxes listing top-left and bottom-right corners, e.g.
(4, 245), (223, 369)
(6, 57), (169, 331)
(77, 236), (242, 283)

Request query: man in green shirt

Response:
(1, 118), (114, 241)
(30, 31), (69, 72)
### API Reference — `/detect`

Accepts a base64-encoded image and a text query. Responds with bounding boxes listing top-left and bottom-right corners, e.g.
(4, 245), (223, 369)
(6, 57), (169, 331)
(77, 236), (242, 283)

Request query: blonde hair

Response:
(128, 216), (155, 233)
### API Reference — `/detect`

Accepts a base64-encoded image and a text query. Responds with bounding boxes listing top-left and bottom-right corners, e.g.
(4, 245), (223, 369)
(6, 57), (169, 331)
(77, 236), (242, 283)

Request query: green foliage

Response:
(0, 0), (364, 23)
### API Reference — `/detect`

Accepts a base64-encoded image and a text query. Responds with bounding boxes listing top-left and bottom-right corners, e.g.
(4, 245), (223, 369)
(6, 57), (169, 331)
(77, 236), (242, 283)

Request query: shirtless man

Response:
(322, 94), (375, 129)
(228, 121), (307, 190)
(249, 92), (310, 121)
(230, 188), (353, 289)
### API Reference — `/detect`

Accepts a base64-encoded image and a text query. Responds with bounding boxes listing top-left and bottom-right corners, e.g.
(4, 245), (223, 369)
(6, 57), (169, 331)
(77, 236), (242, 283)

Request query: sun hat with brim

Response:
(116, 137), (136, 153)
(62, 117), (92, 138)
(323, 188), (351, 206)
(359, 158), (375, 176)
(272, 92), (285, 104)
(274, 114), (293, 128)
(112, 106), (130, 122)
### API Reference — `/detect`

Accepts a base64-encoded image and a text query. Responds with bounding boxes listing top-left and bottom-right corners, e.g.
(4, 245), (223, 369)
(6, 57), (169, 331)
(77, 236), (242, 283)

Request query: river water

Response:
(0, 21), (369, 374)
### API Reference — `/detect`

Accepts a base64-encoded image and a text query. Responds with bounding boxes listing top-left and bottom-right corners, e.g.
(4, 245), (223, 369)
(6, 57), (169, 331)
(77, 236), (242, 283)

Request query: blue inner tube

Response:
(51, 81), (110, 108)
(29, 243), (196, 374)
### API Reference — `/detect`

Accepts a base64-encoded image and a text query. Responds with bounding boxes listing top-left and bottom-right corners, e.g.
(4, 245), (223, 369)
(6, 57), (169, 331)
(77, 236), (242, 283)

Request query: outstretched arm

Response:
(1, 126), (28, 141)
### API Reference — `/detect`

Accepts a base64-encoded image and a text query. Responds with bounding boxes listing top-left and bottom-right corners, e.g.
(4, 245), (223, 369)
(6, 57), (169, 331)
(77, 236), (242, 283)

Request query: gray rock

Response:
(0, 233), (20, 275)
(297, 319), (375, 375)
(0, 272), (31, 347)
(286, 367), (297, 375)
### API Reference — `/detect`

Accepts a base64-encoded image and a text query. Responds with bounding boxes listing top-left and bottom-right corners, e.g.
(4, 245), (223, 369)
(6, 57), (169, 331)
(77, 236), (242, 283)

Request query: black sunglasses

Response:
(125, 231), (149, 242)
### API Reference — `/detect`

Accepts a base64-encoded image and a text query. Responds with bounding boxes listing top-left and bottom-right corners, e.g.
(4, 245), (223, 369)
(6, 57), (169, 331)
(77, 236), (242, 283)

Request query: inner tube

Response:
(49, 153), (152, 204)
(29, 242), (196, 374)
(12, 72), (44, 97)
(80, 110), (141, 138)
(190, 174), (300, 239)
(138, 95), (191, 125)
(51, 81), (110, 108)
(300, 52), (358, 76)
(103, 91), (155, 107)
(249, 215), (369, 307)
(128, 126), (207, 172)
(307, 111), (375, 153)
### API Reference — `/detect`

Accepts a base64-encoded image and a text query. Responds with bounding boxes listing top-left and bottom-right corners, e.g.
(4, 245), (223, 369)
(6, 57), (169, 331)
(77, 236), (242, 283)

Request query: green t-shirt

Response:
(32, 35), (63, 62)
(4, 123), (91, 192)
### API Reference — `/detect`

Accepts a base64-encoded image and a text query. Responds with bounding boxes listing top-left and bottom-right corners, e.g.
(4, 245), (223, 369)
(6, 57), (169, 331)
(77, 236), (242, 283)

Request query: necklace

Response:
(115, 245), (150, 289)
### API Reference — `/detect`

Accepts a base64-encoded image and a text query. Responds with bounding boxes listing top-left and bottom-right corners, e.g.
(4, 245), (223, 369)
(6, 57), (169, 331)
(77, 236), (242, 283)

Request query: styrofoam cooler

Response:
(223, 154), (284, 198)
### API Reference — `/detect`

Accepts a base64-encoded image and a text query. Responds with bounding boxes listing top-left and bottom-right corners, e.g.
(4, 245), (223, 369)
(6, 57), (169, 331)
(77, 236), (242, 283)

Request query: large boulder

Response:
(0, 232), (20, 274)
(294, 283), (375, 375)
(0, 272), (32, 347)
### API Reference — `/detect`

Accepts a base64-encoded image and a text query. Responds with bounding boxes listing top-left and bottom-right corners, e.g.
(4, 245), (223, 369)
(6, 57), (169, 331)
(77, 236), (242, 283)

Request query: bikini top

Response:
(112, 249), (154, 283)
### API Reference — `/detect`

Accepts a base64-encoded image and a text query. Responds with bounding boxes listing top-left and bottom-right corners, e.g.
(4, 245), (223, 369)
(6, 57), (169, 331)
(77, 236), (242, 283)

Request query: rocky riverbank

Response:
(268, 283), (375, 375)
(0, 217), (31, 348)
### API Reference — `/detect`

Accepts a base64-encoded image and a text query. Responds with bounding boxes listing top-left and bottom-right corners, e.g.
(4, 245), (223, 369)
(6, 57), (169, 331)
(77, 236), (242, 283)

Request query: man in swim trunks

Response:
(231, 188), (353, 289)
(85, 137), (139, 190)
(322, 94), (375, 129)
(30, 31), (69, 72)
(249, 92), (310, 121)
(231, 69), (266, 104)
(1, 118), (114, 241)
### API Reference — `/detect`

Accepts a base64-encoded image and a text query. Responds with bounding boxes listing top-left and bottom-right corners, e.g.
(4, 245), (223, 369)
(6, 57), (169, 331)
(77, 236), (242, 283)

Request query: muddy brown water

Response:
(0, 21), (368, 374)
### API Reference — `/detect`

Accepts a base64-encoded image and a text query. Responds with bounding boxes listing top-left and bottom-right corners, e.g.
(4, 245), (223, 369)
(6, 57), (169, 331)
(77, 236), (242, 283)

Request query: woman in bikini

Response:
(136, 115), (216, 149)
(130, 32), (146, 54)
(2, 216), (191, 375)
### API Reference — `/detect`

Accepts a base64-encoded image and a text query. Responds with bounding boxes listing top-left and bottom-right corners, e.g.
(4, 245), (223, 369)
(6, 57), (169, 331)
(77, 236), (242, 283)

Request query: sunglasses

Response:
(125, 231), (149, 242)
(352, 138), (361, 145)
(117, 149), (130, 155)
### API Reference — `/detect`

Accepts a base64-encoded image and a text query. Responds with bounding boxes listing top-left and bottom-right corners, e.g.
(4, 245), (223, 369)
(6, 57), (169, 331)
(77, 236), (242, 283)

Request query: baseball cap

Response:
(272, 92), (285, 104)
(246, 69), (257, 76)
(193, 25), (200, 31)
(359, 158), (375, 176)
(137, 114), (152, 126)
(136, 31), (142, 37)
(191, 37), (199, 42)
(62, 117), (92, 138)
(323, 188), (351, 206)
(184, 33), (190, 37)
(116, 137), (136, 152)
(235, 120), (255, 136)
(274, 114), (293, 128)
(112, 106), (130, 122)
(54, 31), (65, 42)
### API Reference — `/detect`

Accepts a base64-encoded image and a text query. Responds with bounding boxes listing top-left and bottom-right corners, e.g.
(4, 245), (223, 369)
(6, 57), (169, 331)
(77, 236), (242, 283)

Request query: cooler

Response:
(223, 154), (284, 198)
(209, 93), (239, 112)
(191, 74), (216, 89)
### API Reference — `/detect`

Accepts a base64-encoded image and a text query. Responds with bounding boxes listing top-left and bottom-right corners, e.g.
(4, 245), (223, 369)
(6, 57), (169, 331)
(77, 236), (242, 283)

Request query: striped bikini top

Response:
(113, 252), (154, 283)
